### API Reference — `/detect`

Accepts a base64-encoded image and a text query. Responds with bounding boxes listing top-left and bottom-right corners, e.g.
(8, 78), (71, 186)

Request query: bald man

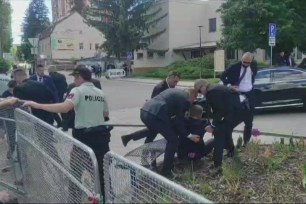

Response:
(220, 52), (257, 146)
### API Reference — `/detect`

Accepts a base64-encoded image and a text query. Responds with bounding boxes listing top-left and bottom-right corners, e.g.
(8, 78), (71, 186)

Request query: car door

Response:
(269, 68), (306, 106)
(253, 70), (272, 108)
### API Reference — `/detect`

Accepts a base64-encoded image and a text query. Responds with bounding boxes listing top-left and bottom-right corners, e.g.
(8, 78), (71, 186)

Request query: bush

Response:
(134, 54), (215, 80)
(0, 58), (11, 73)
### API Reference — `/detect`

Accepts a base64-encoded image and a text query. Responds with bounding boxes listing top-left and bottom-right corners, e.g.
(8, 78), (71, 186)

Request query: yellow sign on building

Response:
(52, 38), (75, 50)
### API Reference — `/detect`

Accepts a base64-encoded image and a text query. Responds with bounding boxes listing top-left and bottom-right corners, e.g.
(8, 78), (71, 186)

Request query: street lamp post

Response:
(198, 25), (203, 78)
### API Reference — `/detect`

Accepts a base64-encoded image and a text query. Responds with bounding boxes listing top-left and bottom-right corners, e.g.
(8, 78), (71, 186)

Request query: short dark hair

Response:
(36, 64), (44, 69)
(8, 80), (17, 88)
(167, 71), (181, 78)
(189, 105), (203, 119)
(69, 65), (92, 81)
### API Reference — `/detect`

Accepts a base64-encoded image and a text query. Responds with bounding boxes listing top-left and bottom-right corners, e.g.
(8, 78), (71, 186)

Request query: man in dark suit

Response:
(13, 69), (54, 124)
(61, 79), (102, 131)
(47, 65), (68, 127)
(220, 52), (257, 146)
(140, 88), (197, 177)
(151, 71), (181, 98)
(121, 71), (181, 146)
(30, 64), (59, 103)
(276, 51), (287, 66)
(14, 69), (63, 164)
(195, 79), (244, 170)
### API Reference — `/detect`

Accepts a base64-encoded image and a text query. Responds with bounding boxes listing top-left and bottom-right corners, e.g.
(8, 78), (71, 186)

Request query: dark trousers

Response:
(178, 138), (214, 160)
(53, 113), (62, 126)
(70, 127), (110, 202)
(140, 110), (178, 174)
(213, 113), (244, 167)
(124, 128), (152, 142)
(241, 90), (255, 144)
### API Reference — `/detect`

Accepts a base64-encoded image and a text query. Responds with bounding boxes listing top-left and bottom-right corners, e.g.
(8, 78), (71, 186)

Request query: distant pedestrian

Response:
(297, 58), (306, 69)
(276, 51), (287, 66)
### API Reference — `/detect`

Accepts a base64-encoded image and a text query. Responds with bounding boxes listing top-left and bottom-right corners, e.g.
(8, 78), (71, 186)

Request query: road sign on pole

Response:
(28, 38), (39, 47)
(269, 23), (276, 67)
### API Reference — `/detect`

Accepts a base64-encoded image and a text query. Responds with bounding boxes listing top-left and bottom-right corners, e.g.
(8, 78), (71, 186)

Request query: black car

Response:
(195, 66), (306, 114)
(254, 66), (306, 110)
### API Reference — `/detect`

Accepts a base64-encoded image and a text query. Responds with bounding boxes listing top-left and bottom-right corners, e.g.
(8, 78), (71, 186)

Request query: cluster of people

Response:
(276, 50), (306, 69)
(0, 51), (257, 199)
(121, 52), (257, 177)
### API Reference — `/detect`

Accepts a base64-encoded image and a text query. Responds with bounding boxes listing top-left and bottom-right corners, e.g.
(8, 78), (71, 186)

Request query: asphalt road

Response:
(60, 71), (306, 155)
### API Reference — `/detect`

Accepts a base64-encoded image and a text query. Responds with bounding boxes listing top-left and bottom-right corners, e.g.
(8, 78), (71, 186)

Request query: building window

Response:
(209, 18), (217, 32)
(137, 53), (143, 59)
(157, 51), (166, 58)
(79, 43), (84, 50)
(90, 43), (92, 50)
(147, 51), (154, 59)
(95, 43), (99, 50)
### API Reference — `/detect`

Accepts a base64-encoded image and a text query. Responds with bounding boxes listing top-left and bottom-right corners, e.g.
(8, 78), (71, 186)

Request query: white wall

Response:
(50, 12), (106, 60)
(39, 37), (52, 59)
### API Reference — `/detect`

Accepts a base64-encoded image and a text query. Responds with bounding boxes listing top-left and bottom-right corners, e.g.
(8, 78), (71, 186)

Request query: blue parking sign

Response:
(269, 23), (276, 38)
(127, 52), (133, 60)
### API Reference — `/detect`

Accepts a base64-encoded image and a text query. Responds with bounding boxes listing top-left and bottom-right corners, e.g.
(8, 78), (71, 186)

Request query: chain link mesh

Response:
(104, 151), (212, 203)
(124, 139), (166, 167)
(0, 100), (30, 193)
(14, 108), (101, 203)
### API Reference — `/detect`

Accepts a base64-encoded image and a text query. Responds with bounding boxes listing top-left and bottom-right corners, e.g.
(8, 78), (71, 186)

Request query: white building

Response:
(38, 12), (106, 62)
(133, 0), (225, 72)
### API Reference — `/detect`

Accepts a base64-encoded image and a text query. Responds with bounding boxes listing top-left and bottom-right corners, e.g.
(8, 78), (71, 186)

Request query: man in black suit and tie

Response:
(121, 71), (181, 146)
(140, 88), (198, 177)
(30, 64), (59, 103)
(194, 79), (244, 170)
(220, 52), (257, 147)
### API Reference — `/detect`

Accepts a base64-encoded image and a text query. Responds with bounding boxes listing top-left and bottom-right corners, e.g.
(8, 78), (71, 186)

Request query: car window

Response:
(273, 69), (305, 82)
(255, 70), (271, 84)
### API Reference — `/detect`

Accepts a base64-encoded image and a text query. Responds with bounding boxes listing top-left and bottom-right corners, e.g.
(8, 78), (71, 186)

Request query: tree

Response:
(218, 0), (306, 54)
(21, 0), (50, 61)
(0, 1), (13, 56)
(79, 0), (167, 58)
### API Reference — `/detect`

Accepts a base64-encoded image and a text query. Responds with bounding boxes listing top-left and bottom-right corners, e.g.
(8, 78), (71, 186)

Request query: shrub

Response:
(0, 58), (11, 73)
(134, 54), (215, 80)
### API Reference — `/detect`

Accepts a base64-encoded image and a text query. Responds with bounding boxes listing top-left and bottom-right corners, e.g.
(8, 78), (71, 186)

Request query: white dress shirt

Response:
(238, 66), (253, 93)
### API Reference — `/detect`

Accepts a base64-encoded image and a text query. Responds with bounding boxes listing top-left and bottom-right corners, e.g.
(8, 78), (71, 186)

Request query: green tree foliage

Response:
(0, 58), (11, 73)
(0, 1), (13, 53)
(218, 0), (306, 53)
(21, 0), (50, 61)
(81, 0), (167, 58)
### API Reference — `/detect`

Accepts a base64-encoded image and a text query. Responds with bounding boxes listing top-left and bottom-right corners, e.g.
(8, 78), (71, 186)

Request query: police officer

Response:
(23, 65), (111, 199)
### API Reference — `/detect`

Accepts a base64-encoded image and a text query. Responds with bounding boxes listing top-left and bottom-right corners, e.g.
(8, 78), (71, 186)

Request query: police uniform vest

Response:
(65, 82), (109, 129)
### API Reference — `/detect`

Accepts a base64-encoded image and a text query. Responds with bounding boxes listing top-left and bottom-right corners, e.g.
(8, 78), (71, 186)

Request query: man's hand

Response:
(189, 135), (200, 143)
(23, 101), (40, 109)
(229, 85), (239, 91)
(205, 125), (214, 133)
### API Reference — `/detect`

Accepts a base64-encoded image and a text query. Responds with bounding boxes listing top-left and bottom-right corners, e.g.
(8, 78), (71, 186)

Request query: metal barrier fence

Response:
(14, 108), (101, 203)
(104, 151), (212, 203)
(0, 101), (29, 195)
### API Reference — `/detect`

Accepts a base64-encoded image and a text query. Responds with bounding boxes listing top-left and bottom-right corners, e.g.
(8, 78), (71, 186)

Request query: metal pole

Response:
(198, 25), (203, 79)
(270, 46), (273, 67)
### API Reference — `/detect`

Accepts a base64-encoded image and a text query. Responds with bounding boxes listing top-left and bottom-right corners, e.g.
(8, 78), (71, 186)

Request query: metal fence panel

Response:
(14, 108), (101, 203)
(104, 151), (212, 203)
(0, 101), (29, 194)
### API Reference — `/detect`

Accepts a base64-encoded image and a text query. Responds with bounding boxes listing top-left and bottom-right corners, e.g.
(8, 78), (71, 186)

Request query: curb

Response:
(112, 78), (193, 88)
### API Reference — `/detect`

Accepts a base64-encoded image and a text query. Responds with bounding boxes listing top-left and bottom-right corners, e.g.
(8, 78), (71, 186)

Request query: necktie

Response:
(39, 77), (43, 82)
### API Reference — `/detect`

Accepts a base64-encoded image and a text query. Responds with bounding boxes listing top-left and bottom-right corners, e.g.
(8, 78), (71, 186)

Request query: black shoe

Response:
(161, 170), (176, 179)
(208, 164), (222, 176)
(121, 135), (131, 147)
(226, 148), (235, 158)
